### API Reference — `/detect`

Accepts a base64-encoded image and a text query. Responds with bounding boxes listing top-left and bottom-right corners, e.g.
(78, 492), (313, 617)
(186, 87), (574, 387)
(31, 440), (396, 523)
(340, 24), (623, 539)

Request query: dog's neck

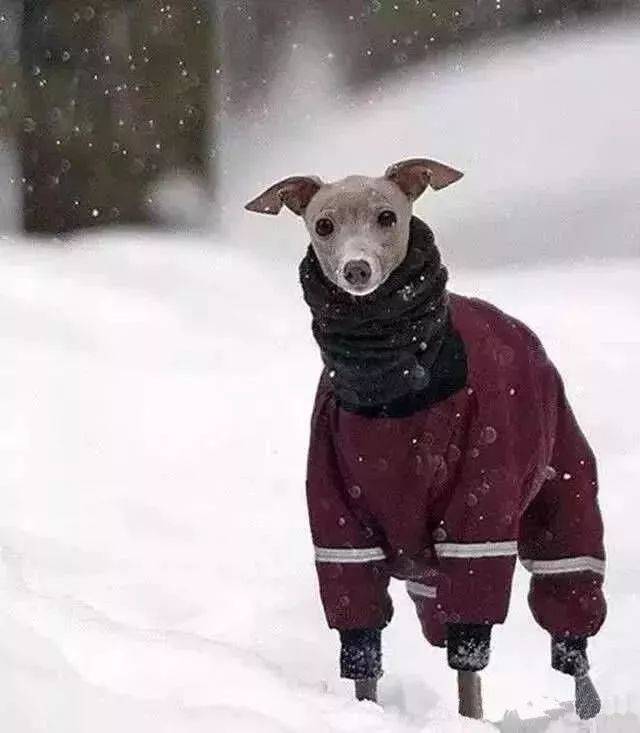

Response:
(299, 217), (468, 417)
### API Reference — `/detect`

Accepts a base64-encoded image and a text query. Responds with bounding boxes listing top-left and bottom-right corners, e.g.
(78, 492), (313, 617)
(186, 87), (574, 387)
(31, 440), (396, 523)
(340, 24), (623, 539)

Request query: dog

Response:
(245, 159), (606, 720)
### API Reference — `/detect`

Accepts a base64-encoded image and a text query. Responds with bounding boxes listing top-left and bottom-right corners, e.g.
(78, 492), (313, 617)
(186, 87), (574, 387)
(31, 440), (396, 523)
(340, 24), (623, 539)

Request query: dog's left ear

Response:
(245, 176), (323, 216)
(385, 158), (464, 201)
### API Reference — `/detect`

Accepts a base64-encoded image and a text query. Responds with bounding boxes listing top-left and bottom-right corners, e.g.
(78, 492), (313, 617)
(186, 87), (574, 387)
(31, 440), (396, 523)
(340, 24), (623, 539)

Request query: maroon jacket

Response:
(306, 293), (606, 644)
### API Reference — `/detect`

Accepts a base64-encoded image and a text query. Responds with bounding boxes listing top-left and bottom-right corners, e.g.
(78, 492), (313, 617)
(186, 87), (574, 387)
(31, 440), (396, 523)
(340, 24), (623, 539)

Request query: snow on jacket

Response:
(306, 293), (606, 644)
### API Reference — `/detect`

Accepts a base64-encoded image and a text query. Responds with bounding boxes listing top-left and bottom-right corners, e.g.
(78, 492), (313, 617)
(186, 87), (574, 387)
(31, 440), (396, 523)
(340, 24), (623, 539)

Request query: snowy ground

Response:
(1, 234), (639, 732)
(1, 18), (640, 733)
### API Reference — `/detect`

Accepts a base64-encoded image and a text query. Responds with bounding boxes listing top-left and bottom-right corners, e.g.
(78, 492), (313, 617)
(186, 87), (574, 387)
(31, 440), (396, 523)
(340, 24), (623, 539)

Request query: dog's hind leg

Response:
(458, 671), (483, 719)
(575, 675), (601, 720)
(355, 679), (378, 703)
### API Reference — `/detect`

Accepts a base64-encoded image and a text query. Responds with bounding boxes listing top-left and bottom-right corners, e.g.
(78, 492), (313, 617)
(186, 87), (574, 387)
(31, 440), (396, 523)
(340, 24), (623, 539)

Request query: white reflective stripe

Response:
(435, 541), (518, 558)
(314, 546), (386, 564)
(406, 581), (437, 599)
(521, 556), (605, 576)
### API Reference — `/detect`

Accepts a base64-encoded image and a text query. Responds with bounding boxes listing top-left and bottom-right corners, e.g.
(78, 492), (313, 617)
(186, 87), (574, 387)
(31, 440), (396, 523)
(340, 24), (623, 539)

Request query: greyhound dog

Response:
(245, 159), (605, 720)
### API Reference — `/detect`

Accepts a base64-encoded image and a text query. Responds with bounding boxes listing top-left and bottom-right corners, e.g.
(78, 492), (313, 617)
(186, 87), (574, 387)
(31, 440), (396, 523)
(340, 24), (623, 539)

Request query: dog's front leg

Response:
(457, 671), (483, 719)
(340, 629), (382, 704)
(354, 678), (378, 702)
(447, 623), (491, 720)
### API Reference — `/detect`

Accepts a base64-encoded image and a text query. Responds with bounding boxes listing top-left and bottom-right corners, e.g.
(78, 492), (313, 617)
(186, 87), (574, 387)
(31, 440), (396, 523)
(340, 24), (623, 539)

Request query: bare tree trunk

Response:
(20, 0), (214, 235)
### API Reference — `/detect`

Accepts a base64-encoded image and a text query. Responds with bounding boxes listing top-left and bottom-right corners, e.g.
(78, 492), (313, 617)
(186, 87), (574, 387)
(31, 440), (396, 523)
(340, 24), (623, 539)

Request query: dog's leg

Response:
(458, 671), (483, 719)
(575, 675), (601, 720)
(354, 679), (378, 703)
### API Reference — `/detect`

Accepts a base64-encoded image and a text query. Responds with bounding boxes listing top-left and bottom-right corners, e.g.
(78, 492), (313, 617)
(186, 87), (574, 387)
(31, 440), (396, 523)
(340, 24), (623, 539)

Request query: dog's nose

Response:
(343, 259), (372, 287)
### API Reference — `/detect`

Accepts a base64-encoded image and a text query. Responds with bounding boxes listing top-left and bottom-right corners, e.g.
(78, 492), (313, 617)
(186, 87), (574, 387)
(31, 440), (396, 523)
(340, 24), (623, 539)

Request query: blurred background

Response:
(0, 0), (638, 261)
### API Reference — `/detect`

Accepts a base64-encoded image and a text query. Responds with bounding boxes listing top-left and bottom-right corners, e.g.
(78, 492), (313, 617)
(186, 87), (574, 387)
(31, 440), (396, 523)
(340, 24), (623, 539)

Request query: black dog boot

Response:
(447, 624), (492, 720)
(340, 629), (382, 702)
(551, 636), (589, 677)
(552, 636), (601, 719)
(447, 623), (492, 672)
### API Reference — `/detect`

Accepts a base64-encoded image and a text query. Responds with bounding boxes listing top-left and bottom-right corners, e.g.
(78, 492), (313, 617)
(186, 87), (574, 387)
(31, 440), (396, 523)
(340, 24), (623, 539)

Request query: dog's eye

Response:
(315, 218), (334, 237)
(377, 210), (397, 228)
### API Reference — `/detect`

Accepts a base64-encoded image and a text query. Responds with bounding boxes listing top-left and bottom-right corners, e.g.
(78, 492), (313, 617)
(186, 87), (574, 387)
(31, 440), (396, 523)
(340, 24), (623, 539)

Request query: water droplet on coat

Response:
(411, 364), (430, 389)
(481, 426), (498, 444)
(433, 527), (447, 542)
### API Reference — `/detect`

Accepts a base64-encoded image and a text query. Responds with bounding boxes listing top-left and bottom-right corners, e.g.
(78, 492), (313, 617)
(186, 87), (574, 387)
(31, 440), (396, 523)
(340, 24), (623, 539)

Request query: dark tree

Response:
(20, 0), (214, 235)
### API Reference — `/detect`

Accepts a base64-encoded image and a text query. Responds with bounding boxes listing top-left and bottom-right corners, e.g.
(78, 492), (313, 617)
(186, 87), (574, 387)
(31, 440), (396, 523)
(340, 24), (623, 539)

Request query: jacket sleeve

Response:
(432, 535), (518, 629)
(306, 382), (393, 631)
(518, 371), (606, 641)
(429, 405), (519, 629)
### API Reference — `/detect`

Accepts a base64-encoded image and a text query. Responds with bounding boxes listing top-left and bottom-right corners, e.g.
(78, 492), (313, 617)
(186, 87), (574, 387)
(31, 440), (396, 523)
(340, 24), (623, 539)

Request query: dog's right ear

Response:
(244, 176), (323, 216)
(385, 158), (463, 201)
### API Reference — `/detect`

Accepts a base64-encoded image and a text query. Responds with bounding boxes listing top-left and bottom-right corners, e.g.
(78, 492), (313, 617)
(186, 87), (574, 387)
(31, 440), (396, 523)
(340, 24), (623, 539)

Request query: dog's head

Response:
(245, 159), (463, 296)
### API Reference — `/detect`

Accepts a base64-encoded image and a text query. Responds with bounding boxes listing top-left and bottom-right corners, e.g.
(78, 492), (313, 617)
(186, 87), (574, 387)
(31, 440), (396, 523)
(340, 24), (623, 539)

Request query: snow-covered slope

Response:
(223, 17), (640, 270)
(0, 231), (638, 732)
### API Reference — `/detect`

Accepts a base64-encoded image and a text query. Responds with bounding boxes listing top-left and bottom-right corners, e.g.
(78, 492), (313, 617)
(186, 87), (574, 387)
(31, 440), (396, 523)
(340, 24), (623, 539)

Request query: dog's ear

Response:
(245, 176), (323, 216)
(385, 158), (463, 200)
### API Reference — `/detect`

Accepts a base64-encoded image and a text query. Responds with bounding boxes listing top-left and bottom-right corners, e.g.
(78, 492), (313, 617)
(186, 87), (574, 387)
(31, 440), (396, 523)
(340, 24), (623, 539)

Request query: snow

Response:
(1, 19), (640, 733)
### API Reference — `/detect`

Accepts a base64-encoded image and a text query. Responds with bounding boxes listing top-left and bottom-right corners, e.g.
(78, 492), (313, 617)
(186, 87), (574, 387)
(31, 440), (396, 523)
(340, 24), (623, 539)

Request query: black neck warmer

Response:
(300, 217), (468, 417)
